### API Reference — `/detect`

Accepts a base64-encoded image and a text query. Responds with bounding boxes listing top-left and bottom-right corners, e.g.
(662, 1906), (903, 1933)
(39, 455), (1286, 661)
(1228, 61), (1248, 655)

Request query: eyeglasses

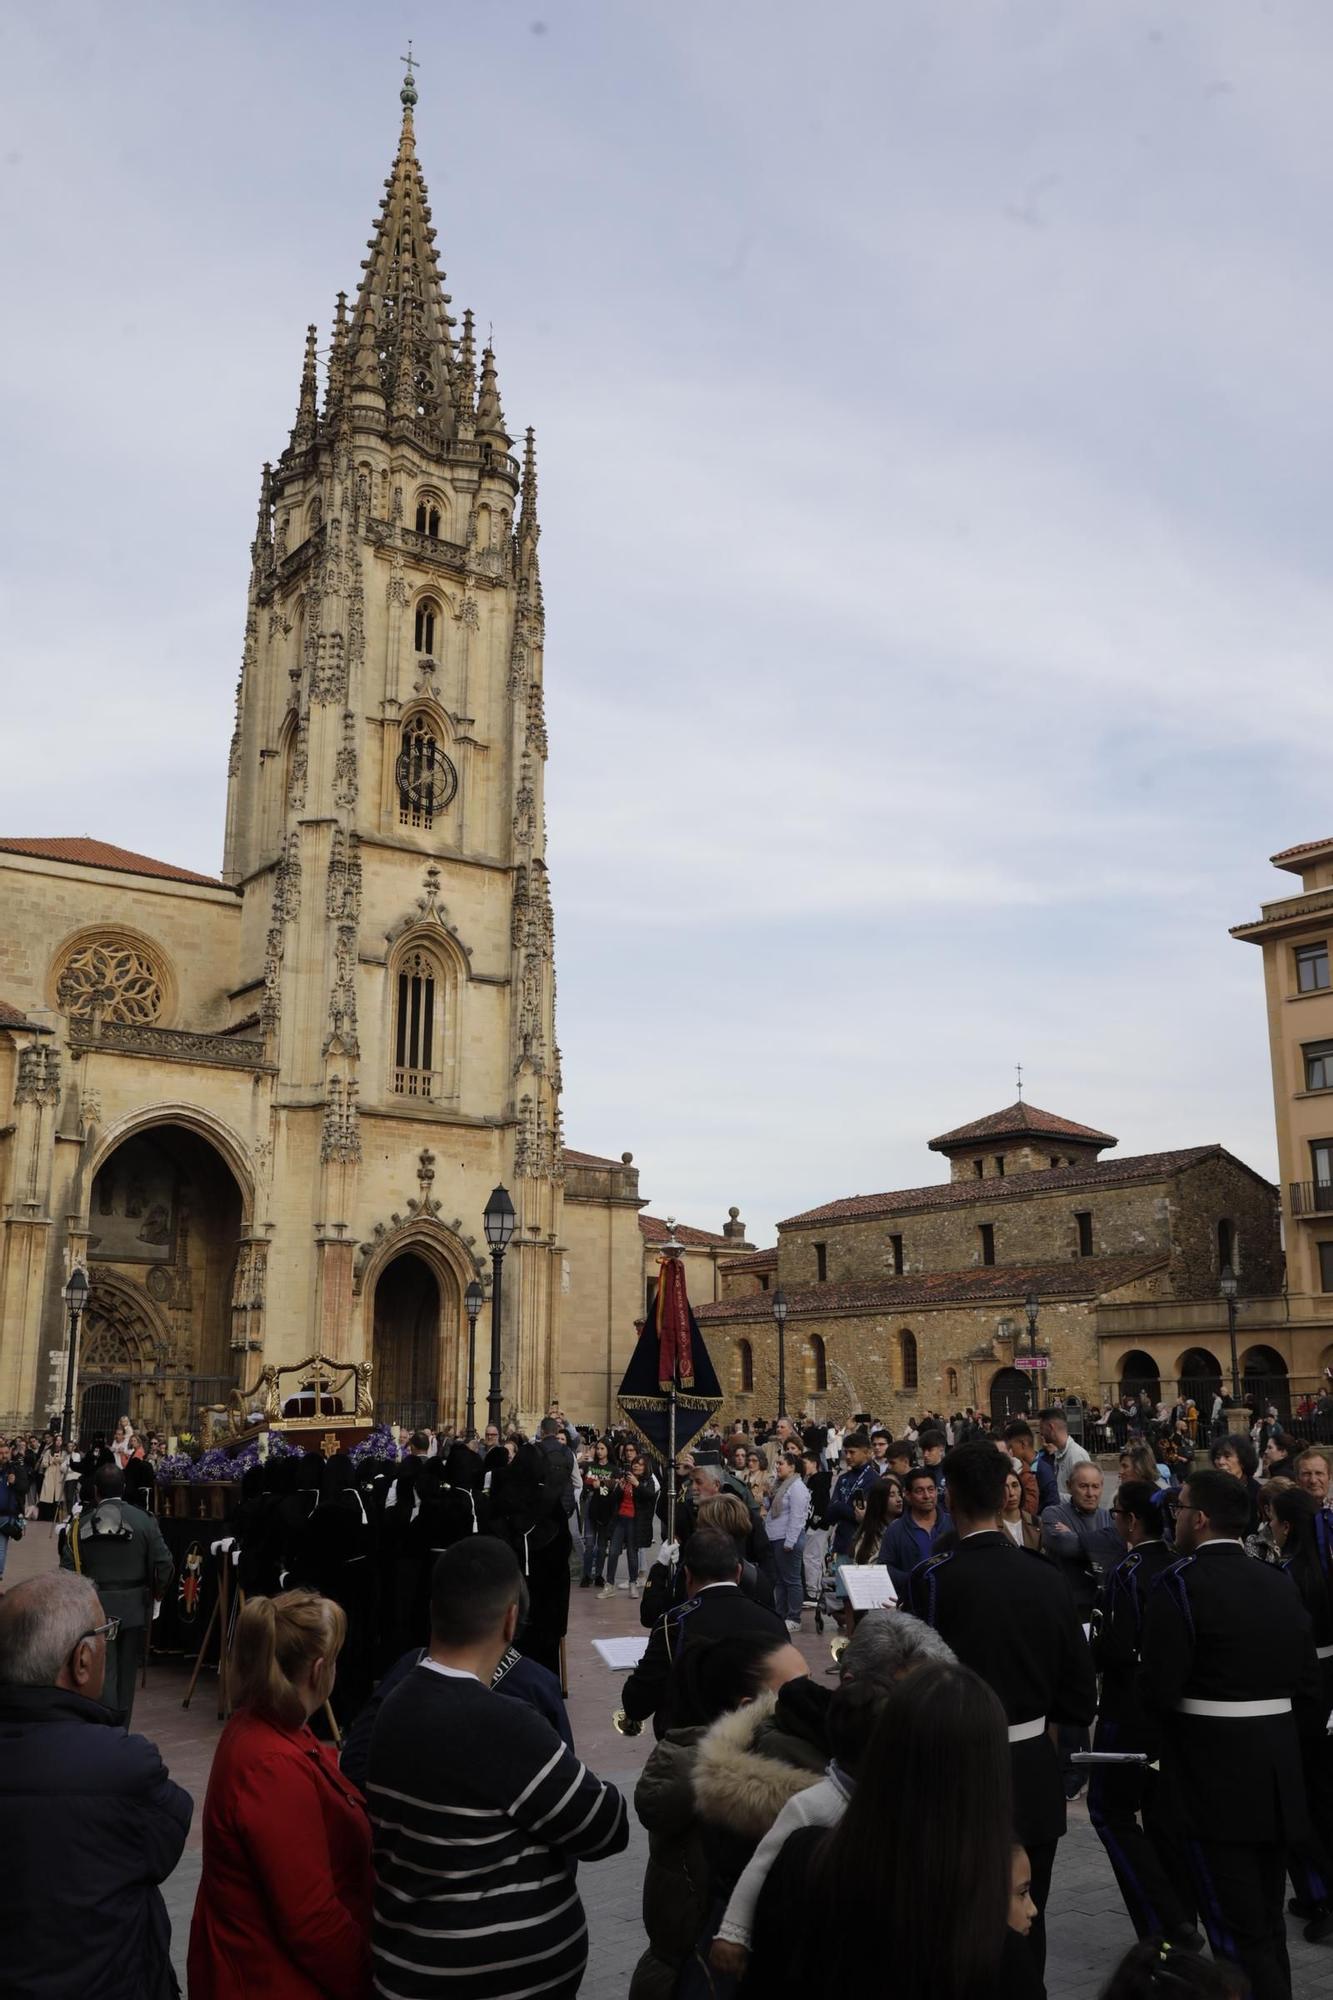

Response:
(77, 1619), (121, 1646)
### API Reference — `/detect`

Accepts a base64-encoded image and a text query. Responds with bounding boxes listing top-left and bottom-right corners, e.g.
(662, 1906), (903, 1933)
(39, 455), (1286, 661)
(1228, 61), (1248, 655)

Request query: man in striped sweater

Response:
(367, 1535), (628, 1999)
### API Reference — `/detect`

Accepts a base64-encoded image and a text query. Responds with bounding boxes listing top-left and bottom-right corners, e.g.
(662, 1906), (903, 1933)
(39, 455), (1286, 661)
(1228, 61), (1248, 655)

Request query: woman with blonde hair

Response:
(188, 1590), (371, 2000)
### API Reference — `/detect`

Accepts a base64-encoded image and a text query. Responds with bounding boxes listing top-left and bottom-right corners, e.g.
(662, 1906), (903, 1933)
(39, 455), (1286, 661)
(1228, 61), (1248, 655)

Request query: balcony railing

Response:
(394, 1067), (439, 1100)
(1291, 1180), (1333, 1217)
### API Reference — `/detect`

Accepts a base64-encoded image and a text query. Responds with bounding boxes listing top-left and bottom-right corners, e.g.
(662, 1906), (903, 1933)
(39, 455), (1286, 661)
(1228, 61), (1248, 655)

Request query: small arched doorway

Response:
(1117, 1350), (1161, 1408)
(990, 1367), (1031, 1423)
(1178, 1348), (1223, 1414)
(1242, 1345), (1290, 1421)
(373, 1252), (441, 1433)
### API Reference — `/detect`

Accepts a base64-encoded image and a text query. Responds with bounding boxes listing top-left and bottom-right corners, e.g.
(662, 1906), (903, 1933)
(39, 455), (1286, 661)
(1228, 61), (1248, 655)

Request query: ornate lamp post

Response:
(464, 1279), (484, 1436)
(483, 1186), (516, 1433)
(61, 1266), (89, 1450)
(772, 1288), (789, 1420)
(1024, 1289), (1041, 1414)
(1220, 1263), (1241, 1405)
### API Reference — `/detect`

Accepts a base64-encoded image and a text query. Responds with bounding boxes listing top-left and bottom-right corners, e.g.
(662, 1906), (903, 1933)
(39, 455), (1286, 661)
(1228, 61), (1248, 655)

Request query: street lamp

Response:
(1220, 1263), (1241, 1405)
(483, 1185), (516, 1432)
(1024, 1289), (1041, 1416)
(61, 1266), (90, 1450)
(464, 1279), (484, 1436)
(771, 1288), (789, 1419)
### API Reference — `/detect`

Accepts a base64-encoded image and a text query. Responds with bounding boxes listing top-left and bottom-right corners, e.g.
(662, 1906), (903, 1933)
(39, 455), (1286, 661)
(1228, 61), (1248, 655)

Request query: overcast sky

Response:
(3, 2), (1331, 1246)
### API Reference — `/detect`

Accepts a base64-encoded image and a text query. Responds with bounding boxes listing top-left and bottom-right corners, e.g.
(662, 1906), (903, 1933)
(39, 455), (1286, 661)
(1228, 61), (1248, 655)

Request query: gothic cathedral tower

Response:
(221, 67), (562, 1423)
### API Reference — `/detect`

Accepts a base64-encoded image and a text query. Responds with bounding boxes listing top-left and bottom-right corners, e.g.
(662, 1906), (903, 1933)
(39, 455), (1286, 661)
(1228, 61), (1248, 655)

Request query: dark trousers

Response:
(105, 1623), (145, 1728)
(1026, 1838), (1057, 1977)
(1188, 1837), (1290, 2000)
(1088, 1722), (1195, 1937)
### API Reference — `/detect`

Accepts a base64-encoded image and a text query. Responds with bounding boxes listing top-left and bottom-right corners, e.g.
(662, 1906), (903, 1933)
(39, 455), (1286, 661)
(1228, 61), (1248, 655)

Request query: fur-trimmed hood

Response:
(691, 1690), (822, 1839)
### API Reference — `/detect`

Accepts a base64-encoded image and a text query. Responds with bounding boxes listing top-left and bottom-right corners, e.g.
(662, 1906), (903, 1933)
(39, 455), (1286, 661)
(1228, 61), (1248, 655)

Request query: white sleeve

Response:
(713, 1782), (841, 1949)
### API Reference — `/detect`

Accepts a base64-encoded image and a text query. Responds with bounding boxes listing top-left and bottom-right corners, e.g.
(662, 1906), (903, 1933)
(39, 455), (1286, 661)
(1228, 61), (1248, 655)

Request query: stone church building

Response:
(0, 76), (719, 1438)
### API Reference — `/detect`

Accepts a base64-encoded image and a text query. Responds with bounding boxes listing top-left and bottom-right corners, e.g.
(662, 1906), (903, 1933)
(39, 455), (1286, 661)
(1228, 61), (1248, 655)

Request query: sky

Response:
(3, 1), (1331, 1246)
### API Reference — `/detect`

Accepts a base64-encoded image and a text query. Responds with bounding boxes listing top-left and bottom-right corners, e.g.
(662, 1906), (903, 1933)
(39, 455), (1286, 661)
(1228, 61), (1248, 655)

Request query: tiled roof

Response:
(1272, 836), (1333, 865)
(0, 837), (227, 890)
(562, 1148), (624, 1169)
(778, 1145), (1243, 1230)
(929, 1099), (1116, 1151)
(640, 1214), (731, 1248)
(0, 998), (40, 1030)
(718, 1248), (778, 1273)
(695, 1254), (1169, 1322)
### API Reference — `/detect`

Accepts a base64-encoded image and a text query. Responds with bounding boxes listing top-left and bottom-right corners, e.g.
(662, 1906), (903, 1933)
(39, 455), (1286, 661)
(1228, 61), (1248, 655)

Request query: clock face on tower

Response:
(395, 738), (459, 826)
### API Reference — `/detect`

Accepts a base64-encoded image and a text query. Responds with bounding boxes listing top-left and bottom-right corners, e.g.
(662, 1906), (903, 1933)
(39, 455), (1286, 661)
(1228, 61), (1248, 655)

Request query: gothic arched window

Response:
(393, 946), (443, 1098)
(396, 714), (458, 831)
(414, 597), (440, 655)
(806, 1333), (828, 1394)
(415, 496), (442, 538)
(736, 1338), (754, 1395)
(899, 1329), (919, 1393)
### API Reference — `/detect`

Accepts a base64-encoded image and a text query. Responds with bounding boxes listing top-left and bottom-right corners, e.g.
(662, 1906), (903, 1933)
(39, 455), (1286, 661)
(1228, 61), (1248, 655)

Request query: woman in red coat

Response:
(188, 1589), (372, 2000)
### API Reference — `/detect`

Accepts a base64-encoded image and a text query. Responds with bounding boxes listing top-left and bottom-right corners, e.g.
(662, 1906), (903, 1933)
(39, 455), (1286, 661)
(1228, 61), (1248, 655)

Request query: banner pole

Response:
(667, 1384), (678, 1546)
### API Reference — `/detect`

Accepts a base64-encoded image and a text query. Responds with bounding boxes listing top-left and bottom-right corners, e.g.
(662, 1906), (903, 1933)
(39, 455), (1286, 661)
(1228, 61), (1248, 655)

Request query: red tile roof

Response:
(1272, 836), (1333, 869)
(718, 1248), (778, 1273)
(0, 837), (227, 890)
(929, 1099), (1116, 1151)
(696, 1254), (1169, 1322)
(0, 998), (40, 1030)
(778, 1145), (1252, 1230)
(562, 1148), (624, 1169)
(640, 1214), (731, 1248)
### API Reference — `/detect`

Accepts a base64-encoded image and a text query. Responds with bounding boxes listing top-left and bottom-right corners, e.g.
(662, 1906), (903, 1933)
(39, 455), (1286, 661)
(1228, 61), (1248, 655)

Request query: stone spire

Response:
(347, 62), (457, 440)
(289, 325), (319, 452)
(474, 342), (511, 449)
(457, 307), (477, 421)
(518, 427), (541, 584)
(323, 291), (349, 419)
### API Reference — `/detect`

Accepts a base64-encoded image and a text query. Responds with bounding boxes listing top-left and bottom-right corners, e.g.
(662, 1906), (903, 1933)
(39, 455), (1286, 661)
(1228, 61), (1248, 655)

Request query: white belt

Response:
(1318, 1646), (1333, 1661)
(1007, 1716), (1047, 1743)
(1177, 1697), (1292, 1718)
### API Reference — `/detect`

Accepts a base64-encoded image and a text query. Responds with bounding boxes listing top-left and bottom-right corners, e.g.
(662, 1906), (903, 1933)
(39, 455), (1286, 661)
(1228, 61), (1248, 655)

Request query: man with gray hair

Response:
(708, 1612), (956, 1977)
(0, 1572), (192, 1999)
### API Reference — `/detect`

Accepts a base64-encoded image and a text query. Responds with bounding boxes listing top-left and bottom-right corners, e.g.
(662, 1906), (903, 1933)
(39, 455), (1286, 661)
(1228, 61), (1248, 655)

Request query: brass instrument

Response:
(612, 1709), (644, 1737)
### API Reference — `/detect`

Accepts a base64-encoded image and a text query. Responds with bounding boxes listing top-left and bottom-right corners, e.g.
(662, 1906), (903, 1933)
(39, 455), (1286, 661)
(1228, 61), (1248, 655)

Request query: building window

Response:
(1217, 1218), (1233, 1269)
(890, 1233), (904, 1275)
(807, 1334), (828, 1394)
(945, 1366), (959, 1398)
(1314, 1142), (1333, 1196)
(979, 1223), (995, 1266)
(1076, 1211), (1093, 1258)
(1320, 1244), (1333, 1293)
(973, 1158), (985, 1179)
(396, 715), (458, 830)
(1297, 942), (1331, 993)
(814, 1241), (827, 1283)
(415, 499), (442, 537)
(994, 1155), (1005, 1177)
(414, 598), (440, 655)
(900, 1329), (918, 1391)
(737, 1338), (754, 1394)
(54, 934), (167, 1026)
(758, 1273), (769, 1292)
(393, 947), (442, 1097)
(1305, 1041), (1333, 1091)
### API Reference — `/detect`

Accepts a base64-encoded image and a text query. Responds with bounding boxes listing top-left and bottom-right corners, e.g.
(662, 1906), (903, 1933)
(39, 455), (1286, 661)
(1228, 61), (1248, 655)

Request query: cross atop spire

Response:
(1015, 1061), (1024, 1102)
(400, 40), (420, 106)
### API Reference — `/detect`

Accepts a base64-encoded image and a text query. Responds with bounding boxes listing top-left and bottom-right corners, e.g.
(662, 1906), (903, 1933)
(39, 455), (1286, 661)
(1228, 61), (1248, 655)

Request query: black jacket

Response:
(907, 1530), (1096, 1846)
(622, 1582), (787, 1738)
(0, 1685), (192, 1999)
(1139, 1540), (1318, 1844)
(1095, 1537), (1177, 1747)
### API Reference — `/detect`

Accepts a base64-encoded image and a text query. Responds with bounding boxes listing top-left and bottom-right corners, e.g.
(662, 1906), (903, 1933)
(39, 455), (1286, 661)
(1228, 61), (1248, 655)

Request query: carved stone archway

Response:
(77, 1275), (175, 1439)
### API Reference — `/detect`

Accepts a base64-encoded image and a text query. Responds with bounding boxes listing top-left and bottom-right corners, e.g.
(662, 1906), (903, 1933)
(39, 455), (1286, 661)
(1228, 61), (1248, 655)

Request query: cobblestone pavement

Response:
(11, 1530), (1333, 1996)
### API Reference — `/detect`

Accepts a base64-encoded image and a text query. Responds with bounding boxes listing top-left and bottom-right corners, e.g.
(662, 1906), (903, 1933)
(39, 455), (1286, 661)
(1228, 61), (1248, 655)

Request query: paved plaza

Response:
(9, 1526), (1333, 1997)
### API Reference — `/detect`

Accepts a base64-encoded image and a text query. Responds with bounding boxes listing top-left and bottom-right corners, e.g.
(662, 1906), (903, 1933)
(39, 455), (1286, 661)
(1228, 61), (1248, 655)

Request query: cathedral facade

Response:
(0, 77), (583, 1437)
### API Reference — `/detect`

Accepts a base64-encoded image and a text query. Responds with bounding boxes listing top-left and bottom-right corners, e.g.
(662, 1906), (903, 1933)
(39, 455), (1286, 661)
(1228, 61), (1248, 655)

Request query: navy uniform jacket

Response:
(1095, 1537), (1178, 1746)
(1138, 1541), (1318, 1844)
(908, 1530), (1096, 1846)
(621, 1582), (786, 1738)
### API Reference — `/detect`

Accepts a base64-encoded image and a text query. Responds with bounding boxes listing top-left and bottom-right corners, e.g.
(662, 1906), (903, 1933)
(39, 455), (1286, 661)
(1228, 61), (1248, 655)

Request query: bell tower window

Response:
(415, 501), (442, 537)
(394, 947), (442, 1098)
(414, 599), (439, 655)
(396, 715), (459, 832)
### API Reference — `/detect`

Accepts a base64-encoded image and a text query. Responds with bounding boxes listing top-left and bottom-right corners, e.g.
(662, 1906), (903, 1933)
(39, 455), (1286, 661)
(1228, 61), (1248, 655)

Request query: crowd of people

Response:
(4, 1394), (1333, 1999)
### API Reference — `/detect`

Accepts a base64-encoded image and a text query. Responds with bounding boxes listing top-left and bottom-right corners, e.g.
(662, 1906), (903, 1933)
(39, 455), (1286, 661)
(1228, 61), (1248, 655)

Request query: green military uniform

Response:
(59, 1497), (174, 1726)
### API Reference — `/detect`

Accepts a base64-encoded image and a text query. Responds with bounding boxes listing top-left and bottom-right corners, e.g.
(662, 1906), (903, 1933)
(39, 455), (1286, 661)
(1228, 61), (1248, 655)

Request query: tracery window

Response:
(415, 498), (442, 537)
(394, 947), (443, 1098)
(55, 938), (165, 1024)
(414, 598), (440, 655)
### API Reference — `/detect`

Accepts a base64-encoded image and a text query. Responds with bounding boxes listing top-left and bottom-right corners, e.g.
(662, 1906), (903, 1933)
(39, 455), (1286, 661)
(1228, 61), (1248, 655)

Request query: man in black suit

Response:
(1090, 1479), (1198, 1945)
(907, 1441), (1096, 1971)
(621, 1530), (787, 1738)
(1139, 1467), (1319, 2000)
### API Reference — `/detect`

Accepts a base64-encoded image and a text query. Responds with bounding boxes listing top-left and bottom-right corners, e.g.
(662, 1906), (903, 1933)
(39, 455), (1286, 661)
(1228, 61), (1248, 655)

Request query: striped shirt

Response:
(367, 1663), (628, 1999)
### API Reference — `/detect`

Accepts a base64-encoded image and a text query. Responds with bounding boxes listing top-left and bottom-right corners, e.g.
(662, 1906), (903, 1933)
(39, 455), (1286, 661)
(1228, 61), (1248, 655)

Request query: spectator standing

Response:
(189, 1589), (371, 2000)
(0, 1572), (191, 1999)
(800, 1450), (832, 1606)
(764, 1450), (810, 1629)
(1005, 1420), (1058, 1515)
(880, 1466), (951, 1572)
(622, 1531), (788, 1738)
(826, 1430), (882, 1556)
(368, 1537), (627, 1997)
(579, 1438), (613, 1587)
(602, 1456), (644, 1598)
(918, 1426), (948, 1493)
(1039, 1464), (1120, 1622)
(57, 1463), (172, 1724)
(1036, 1407), (1091, 1498)
(0, 1440), (24, 1581)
